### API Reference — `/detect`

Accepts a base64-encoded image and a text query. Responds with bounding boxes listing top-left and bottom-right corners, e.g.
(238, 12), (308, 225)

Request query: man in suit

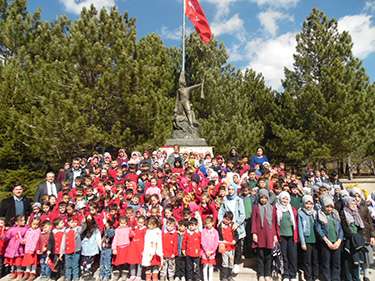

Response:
(34, 172), (61, 203)
(0, 184), (32, 225)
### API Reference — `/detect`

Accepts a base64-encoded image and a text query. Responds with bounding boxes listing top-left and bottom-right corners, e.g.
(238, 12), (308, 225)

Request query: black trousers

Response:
(175, 256), (186, 279)
(342, 250), (360, 281)
(280, 236), (297, 279)
(319, 242), (341, 281)
(302, 243), (319, 281)
(234, 238), (243, 265)
(186, 256), (200, 281)
(256, 248), (272, 278)
(243, 219), (253, 258)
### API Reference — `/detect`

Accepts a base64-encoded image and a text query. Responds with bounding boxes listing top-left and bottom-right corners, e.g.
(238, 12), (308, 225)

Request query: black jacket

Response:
(0, 196), (32, 225)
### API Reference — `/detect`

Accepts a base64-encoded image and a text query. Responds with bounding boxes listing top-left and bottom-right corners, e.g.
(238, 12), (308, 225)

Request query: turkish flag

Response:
(185, 0), (212, 44)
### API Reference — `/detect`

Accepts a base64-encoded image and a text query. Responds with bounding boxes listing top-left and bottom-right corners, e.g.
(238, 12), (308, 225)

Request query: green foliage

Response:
(0, 168), (43, 199)
(0, 2), (373, 184)
(269, 9), (375, 166)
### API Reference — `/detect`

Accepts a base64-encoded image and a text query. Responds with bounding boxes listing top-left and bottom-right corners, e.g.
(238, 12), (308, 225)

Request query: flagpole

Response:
(182, 0), (186, 73)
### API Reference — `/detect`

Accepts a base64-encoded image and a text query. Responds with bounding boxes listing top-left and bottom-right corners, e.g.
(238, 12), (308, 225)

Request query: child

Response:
(298, 195), (319, 281)
(128, 216), (147, 281)
(22, 218), (41, 281)
(289, 183), (303, 209)
(142, 216), (163, 281)
(175, 220), (188, 281)
(0, 217), (7, 277)
(47, 218), (66, 281)
(112, 216), (131, 279)
(64, 217), (83, 281)
(316, 196), (343, 281)
(4, 215), (28, 280)
(218, 212), (236, 281)
(251, 189), (276, 281)
(275, 191), (298, 281)
(161, 218), (178, 281)
(182, 218), (201, 281)
(80, 216), (101, 281)
(37, 221), (52, 280)
(100, 220), (115, 281)
(201, 216), (219, 281)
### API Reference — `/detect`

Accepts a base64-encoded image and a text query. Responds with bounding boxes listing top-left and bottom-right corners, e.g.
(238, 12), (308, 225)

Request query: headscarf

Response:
(276, 191), (295, 228)
(318, 195), (340, 224)
(302, 195), (315, 216)
(343, 197), (364, 229)
(258, 189), (273, 227)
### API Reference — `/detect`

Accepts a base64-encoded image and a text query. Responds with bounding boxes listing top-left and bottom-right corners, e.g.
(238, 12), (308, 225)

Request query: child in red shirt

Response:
(218, 211), (237, 281)
(0, 217), (7, 277)
(182, 218), (201, 281)
(161, 218), (178, 281)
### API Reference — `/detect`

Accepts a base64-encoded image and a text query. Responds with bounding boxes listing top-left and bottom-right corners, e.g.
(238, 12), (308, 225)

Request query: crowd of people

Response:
(0, 145), (374, 281)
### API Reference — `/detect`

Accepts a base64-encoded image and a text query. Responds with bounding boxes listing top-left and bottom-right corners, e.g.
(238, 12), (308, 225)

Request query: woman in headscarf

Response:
(275, 191), (298, 281)
(251, 189), (277, 281)
(341, 191), (370, 281)
(298, 195), (319, 281)
(316, 195), (343, 281)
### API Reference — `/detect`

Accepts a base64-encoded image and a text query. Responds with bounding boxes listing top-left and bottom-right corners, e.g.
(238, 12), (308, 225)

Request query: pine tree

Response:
(270, 9), (375, 166)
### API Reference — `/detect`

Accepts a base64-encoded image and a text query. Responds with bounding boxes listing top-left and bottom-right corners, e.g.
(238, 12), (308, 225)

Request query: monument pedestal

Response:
(163, 138), (213, 156)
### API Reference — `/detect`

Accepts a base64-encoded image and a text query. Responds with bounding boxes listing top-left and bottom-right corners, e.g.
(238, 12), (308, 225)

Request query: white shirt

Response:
(47, 182), (57, 197)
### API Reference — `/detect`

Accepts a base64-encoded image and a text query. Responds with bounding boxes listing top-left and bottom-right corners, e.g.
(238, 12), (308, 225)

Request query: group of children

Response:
(0, 147), (374, 281)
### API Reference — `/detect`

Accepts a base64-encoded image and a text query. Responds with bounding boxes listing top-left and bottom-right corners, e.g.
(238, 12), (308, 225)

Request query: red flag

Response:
(185, 0), (212, 44)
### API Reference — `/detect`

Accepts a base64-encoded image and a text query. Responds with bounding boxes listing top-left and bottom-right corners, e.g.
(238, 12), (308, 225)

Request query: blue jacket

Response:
(218, 195), (246, 239)
(81, 229), (102, 256)
(298, 209), (317, 247)
(316, 214), (343, 242)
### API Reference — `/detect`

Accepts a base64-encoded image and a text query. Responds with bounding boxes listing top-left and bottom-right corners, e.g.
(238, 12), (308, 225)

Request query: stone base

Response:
(163, 138), (213, 156)
(165, 138), (208, 146)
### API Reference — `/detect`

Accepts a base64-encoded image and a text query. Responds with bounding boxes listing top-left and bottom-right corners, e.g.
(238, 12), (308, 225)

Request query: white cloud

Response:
(258, 9), (293, 36)
(338, 14), (375, 59)
(59, 0), (116, 15)
(212, 14), (245, 37)
(364, 0), (375, 13)
(245, 32), (297, 89)
(251, 0), (299, 8)
(203, 0), (239, 20)
(160, 25), (193, 41)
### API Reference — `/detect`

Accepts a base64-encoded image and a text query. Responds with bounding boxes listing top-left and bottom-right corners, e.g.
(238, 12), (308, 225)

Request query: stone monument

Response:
(165, 71), (213, 155)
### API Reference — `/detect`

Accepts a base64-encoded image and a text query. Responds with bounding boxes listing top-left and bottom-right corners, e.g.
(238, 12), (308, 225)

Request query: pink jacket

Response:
(201, 227), (219, 260)
(112, 227), (131, 251)
(24, 228), (41, 254)
(4, 226), (28, 258)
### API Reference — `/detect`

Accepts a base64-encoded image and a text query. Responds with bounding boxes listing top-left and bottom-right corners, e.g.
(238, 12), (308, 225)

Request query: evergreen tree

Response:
(270, 9), (375, 166)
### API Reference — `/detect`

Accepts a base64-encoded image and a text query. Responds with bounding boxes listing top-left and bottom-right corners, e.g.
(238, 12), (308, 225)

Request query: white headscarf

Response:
(276, 191), (296, 228)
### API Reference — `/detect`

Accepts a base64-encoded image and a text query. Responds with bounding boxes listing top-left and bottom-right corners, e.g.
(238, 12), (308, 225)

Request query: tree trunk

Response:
(348, 155), (353, 180)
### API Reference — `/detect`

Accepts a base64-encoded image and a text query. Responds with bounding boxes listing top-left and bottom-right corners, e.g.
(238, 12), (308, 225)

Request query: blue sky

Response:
(28, 0), (375, 89)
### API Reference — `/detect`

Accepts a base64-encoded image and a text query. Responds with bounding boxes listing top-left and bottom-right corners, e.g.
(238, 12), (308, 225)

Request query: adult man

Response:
(34, 172), (61, 203)
(0, 184), (32, 225)
(65, 158), (85, 187)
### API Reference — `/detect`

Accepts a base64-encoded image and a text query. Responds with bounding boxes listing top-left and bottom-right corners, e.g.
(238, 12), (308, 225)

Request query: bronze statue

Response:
(173, 71), (204, 139)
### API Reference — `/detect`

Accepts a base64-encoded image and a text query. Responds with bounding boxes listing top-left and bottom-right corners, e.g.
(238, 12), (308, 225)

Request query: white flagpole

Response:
(182, 0), (186, 73)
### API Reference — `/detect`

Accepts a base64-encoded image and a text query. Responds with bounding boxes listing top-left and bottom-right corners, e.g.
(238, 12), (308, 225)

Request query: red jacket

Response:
(0, 227), (7, 256)
(182, 230), (201, 257)
(274, 207), (299, 243)
(162, 231), (178, 258)
(48, 228), (65, 255)
(64, 228), (76, 254)
(219, 225), (235, 251)
(37, 231), (51, 254)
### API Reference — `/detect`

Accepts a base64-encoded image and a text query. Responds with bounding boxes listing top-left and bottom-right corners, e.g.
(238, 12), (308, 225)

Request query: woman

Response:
(250, 147), (269, 169)
(316, 196), (343, 281)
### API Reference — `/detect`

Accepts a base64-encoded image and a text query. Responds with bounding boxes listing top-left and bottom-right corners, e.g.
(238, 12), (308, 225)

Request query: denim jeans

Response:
(39, 254), (51, 278)
(100, 248), (112, 280)
(65, 253), (80, 281)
